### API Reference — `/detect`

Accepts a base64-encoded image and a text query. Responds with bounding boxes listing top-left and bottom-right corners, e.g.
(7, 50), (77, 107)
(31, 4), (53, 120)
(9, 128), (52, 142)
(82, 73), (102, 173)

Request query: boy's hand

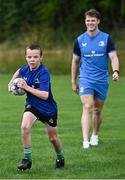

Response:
(18, 80), (28, 90)
(8, 82), (12, 92)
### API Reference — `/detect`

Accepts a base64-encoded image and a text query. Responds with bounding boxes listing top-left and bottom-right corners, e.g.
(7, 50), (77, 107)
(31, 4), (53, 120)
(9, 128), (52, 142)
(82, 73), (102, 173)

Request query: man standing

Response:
(71, 9), (119, 149)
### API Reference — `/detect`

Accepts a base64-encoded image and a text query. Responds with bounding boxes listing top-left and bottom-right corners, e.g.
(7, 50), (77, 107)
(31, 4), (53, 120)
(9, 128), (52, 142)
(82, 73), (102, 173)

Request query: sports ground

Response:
(0, 74), (125, 179)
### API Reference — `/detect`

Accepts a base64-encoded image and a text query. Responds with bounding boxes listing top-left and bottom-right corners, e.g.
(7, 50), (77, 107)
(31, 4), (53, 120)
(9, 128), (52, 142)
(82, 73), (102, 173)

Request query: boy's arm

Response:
(8, 69), (20, 91)
(18, 81), (49, 100)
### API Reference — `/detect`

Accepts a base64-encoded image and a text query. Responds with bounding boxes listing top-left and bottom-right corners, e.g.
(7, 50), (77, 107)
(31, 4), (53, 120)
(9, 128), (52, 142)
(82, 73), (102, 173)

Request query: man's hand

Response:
(72, 82), (79, 94)
(112, 71), (119, 81)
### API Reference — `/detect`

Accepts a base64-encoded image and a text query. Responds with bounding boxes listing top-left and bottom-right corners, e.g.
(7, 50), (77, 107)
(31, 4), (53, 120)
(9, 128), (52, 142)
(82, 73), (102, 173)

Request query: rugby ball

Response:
(10, 78), (26, 96)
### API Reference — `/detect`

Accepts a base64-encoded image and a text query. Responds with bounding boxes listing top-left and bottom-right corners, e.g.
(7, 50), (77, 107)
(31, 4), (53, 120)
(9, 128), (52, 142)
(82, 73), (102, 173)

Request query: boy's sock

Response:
(57, 150), (64, 160)
(24, 147), (32, 161)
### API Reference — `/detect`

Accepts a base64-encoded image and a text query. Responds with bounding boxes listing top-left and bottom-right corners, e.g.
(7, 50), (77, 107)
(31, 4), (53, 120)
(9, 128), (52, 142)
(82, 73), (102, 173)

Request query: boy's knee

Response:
(21, 125), (30, 134)
(49, 135), (57, 144)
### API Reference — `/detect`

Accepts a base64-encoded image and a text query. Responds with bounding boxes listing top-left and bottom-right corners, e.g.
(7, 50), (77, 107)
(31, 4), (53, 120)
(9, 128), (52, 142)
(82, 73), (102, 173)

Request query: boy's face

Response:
(25, 48), (42, 70)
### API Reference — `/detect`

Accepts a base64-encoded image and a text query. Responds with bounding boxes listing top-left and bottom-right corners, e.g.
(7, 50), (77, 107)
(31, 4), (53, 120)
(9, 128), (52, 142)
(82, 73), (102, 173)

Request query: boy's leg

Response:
(45, 123), (64, 168)
(17, 111), (36, 170)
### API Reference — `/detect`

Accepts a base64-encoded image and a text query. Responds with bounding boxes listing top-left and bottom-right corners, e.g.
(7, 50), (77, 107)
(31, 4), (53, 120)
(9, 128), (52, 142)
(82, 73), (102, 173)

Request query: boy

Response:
(8, 44), (65, 170)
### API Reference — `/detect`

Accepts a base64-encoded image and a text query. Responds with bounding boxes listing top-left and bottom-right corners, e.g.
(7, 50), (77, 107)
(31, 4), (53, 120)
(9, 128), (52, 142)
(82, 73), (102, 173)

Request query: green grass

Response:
(0, 74), (125, 179)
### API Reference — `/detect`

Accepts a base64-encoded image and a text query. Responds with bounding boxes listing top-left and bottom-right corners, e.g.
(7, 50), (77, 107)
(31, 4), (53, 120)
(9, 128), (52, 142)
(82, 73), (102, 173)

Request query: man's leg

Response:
(90, 98), (104, 146)
(80, 94), (94, 149)
(45, 123), (64, 168)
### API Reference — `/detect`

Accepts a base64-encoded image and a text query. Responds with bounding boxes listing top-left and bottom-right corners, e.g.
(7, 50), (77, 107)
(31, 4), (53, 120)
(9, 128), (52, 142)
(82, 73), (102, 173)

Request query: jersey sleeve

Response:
(39, 69), (50, 92)
(19, 65), (28, 76)
(107, 36), (116, 53)
(19, 68), (22, 76)
(73, 39), (81, 57)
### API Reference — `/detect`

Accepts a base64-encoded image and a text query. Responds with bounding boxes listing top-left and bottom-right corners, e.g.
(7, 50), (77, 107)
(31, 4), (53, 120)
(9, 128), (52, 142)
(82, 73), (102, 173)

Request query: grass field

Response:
(0, 74), (125, 179)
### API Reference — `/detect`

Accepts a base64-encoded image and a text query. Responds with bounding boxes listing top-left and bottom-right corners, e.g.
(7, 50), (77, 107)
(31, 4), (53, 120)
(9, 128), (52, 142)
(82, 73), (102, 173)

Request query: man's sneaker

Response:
(90, 134), (98, 146)
(17, 158), (32, 171)
(83, 141), (90, 149)
(56, 158), (65, 168)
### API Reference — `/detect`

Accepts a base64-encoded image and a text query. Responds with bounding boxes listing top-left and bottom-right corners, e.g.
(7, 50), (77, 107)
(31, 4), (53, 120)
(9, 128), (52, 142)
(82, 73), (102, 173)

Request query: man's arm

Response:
(71, 54), (80, 94)
(109, 51), (119, 81)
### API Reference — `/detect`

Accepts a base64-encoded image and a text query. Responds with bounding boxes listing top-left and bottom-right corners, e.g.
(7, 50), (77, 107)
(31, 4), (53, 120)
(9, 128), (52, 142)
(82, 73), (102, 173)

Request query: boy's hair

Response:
(85, 9), (100, 19)
(25, 44), (42, 56)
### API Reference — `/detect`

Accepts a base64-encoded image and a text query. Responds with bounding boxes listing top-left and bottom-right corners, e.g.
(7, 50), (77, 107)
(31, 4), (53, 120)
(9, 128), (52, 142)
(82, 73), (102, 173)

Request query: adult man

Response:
(71, 9), (119, 149)
(8, 44), (65, 170)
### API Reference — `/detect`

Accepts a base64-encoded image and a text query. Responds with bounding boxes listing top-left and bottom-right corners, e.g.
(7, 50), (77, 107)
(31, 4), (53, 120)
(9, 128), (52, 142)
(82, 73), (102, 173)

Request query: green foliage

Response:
(0, 0), (125, 75)
(0, 43), (72, 74)
(0, 74), (125, 178)
(0, 37), (125, 75)
(0, 0), (125, 43)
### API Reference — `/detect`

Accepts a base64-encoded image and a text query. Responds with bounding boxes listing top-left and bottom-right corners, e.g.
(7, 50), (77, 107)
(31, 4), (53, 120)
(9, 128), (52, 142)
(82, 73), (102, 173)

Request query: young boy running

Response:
(8, 44), (65, 170)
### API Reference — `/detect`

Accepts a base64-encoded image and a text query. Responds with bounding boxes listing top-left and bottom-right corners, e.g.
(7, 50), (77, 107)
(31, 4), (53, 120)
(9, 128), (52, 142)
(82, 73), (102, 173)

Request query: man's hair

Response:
(85, 9), (100, 19)
(25, 44), (42, 56)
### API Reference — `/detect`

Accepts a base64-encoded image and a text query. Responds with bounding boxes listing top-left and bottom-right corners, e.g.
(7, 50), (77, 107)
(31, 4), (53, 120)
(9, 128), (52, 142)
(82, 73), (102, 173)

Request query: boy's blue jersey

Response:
(19, 64), (57, 117)
(73, 31), (116, 83)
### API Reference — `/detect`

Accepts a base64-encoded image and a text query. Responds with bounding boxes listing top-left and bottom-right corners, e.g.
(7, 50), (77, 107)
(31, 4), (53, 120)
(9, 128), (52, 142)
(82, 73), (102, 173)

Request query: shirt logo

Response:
(98, 41), (104, 46)
(24, 77), (27, 81)
(35, 78), (40, 84)
(49, 118), (54, 124)
(91, 51), (95, 54)
(82, 43), (87, 47)
(80, 87), (84, 93)
(84, 50), (104, 57)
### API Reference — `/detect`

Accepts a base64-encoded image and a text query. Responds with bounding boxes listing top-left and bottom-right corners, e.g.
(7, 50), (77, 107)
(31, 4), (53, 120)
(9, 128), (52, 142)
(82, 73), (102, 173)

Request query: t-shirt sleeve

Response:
(19, 65), (28, 76)
(39, 70), (50, 92)
(73, 39), (81, 57)
(19, 68), (22, 76)
(107, 36), (116, 53)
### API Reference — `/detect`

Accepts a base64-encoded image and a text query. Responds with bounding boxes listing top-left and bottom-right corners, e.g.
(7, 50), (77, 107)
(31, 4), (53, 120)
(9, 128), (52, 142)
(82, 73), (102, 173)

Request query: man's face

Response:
(85, 15), (100, 32)
(26, 49), (42, 70)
